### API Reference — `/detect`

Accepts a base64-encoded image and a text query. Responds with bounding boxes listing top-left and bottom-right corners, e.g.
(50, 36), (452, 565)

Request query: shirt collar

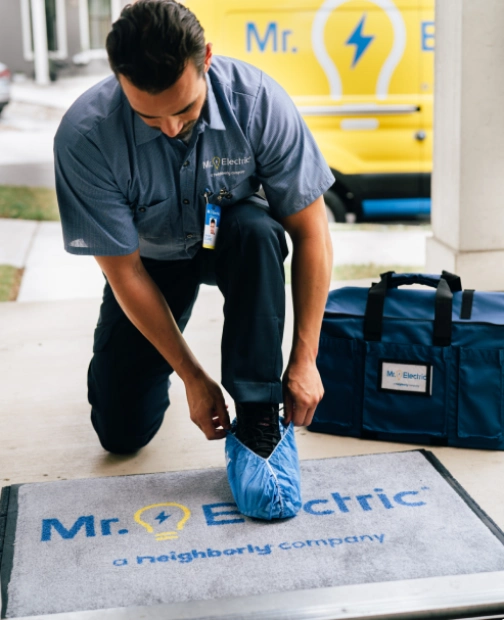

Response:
(134, 111), (162, 146)
(133, 71), (225, 146)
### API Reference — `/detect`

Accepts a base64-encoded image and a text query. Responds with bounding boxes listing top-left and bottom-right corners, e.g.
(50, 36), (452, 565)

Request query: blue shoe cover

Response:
(225, 418), (302, 521)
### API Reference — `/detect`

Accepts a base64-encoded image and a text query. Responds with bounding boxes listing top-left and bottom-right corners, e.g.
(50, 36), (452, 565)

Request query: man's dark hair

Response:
(106, 0), (206, 94)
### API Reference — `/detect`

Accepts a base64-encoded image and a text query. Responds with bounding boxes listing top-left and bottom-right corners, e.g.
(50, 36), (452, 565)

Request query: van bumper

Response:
(331, 171), (431, 220)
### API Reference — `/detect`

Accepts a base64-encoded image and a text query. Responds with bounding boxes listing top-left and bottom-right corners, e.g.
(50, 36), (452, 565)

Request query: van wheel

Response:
(324, 190), (347, 223)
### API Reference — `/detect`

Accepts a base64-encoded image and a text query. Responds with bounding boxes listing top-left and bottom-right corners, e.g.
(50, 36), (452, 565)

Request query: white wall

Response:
(426, 0), (504, 290)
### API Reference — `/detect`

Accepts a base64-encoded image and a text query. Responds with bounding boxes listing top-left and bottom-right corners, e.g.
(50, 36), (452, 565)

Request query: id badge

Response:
(203, 203), (221, 250)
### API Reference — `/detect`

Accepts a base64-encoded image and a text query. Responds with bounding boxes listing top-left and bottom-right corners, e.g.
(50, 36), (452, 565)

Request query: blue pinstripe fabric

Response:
(54, 56), (334, 260)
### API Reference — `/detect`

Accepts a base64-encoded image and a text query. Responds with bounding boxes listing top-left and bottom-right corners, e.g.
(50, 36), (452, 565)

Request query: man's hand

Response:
(282, 359), (324, 427)
(185, 371), (231, 439)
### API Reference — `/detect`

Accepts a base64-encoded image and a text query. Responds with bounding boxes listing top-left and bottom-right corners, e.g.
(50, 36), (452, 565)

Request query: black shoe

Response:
(234, 402), (281, 458)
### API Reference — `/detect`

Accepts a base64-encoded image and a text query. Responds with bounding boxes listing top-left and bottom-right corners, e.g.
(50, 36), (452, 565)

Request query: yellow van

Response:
(183, 0), (434, 222)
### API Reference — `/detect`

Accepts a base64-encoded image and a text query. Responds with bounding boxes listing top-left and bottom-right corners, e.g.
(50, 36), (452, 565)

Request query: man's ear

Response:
(204, 42), (213, 72)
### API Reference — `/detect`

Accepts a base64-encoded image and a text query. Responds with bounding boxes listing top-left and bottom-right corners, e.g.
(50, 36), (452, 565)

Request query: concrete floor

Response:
(1, 284), (504, 533)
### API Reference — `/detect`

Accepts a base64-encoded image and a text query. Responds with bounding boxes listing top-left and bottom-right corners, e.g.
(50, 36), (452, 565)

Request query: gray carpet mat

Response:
(2, 450), (504, 618)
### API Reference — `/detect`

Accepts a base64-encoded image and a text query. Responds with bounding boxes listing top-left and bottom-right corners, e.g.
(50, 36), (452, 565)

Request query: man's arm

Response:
(279, 195), (333, 426)
(94, 250), (230, 439)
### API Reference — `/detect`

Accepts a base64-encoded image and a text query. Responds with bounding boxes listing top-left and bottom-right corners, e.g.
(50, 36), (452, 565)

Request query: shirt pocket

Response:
(134, 197), (176, 240)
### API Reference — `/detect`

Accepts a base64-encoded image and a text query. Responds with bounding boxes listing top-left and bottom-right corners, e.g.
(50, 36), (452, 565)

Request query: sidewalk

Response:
(0, 218), (430, 302)
(10, 73), (111, 112)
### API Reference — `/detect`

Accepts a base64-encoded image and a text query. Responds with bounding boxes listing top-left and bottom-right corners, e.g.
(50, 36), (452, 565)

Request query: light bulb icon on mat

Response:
(134, 503), (191, 541)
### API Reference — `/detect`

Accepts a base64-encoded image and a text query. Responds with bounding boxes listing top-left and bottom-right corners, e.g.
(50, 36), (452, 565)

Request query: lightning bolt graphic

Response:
(155, 511), (171, 524)
(346, 15), (375, 68)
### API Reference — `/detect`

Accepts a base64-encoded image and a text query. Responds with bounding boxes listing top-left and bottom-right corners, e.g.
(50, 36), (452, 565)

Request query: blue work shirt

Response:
(54, 56), (334, 260)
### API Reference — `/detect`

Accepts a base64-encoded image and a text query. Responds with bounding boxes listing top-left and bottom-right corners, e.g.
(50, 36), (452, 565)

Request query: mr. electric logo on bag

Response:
(386, 369), (427, 381)
(386, 369), (403, 379)
(381, 361), (432, 395)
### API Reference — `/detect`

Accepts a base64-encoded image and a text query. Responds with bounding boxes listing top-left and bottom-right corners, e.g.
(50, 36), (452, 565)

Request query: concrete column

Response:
(31, 0), (50, 85)
(426, 0), (504, 290)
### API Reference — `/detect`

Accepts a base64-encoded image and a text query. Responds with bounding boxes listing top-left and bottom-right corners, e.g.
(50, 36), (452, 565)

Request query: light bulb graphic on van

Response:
(312, 0), (406, 100)
(134, 503), (191, 541)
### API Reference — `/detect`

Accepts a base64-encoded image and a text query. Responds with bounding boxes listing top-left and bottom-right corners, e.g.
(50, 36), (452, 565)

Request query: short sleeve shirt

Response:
(54, 56), (335, 260)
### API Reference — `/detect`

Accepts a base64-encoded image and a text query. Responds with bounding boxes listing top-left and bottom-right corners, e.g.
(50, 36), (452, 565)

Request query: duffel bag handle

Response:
(364, 271), (457, 346)
(383, 271), (462, 292)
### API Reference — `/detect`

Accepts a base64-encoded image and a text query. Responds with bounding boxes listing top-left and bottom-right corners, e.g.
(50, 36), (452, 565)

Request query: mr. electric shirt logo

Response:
(202, 155), (252, 178)
(204, 156), (221, 171)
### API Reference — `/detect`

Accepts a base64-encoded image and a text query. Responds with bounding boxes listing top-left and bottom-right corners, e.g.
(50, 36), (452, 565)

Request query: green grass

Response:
(0, 186), (60, 221)
(285, 263), (424, 284)
(0, 265), (24, 301)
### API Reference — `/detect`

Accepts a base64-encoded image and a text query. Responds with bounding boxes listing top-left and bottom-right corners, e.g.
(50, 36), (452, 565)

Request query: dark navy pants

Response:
(88, 201), (289, 454)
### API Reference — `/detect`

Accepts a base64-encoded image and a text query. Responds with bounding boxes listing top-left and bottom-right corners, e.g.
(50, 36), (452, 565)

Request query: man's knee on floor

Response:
(99, 438), (142, 455)
(91, 411), (164, 455)
(96, 431), (150, 455)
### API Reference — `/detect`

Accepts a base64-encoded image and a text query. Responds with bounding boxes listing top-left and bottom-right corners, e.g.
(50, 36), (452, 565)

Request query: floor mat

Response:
(2, 450), (504, 618)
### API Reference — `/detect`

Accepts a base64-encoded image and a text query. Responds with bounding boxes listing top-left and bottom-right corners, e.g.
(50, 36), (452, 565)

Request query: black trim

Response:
(332, 172), (430, 200)
(331, 170), (430, 203)
(419, 450), (504, 545)
(358, 173), (424, 198)
(1, 484), (20, 620)
(420, 172), (431, 198)
(461, 289), (475, 320)
(329, 170), (432, 220)
(0, 486), (10, 566)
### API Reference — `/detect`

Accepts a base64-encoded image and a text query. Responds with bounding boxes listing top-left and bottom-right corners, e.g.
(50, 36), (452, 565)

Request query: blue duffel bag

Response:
(309, 271), (504, 450)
